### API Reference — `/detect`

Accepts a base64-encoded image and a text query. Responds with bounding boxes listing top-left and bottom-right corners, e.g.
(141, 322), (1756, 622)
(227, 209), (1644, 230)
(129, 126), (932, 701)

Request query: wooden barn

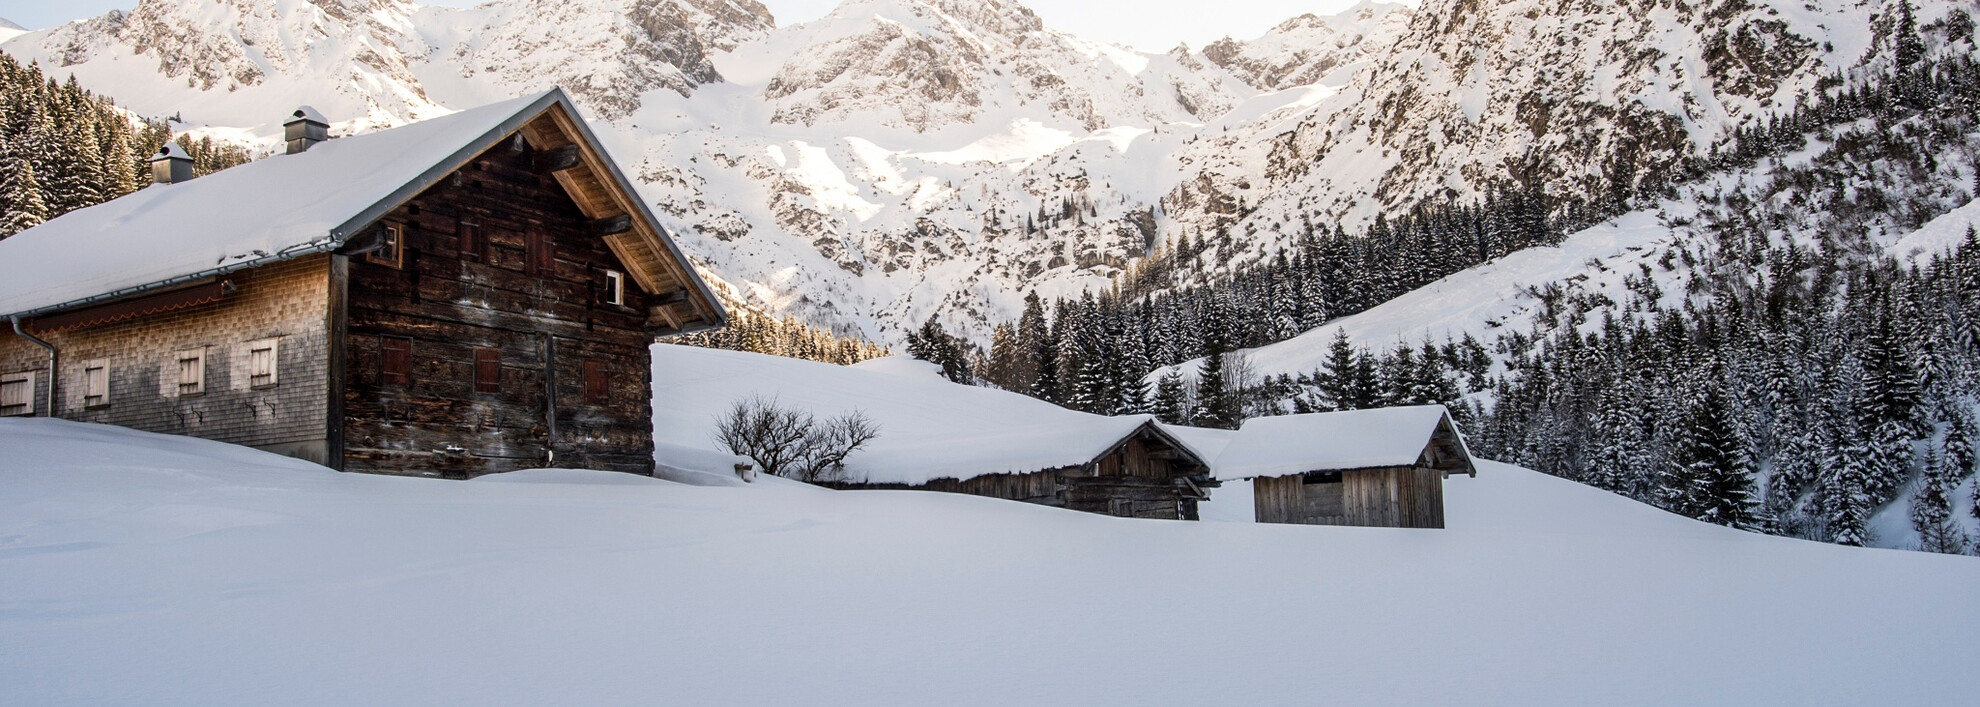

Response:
(826, 419), (1220, 520)
(1214, 406), (1476, 528)
(0, 88), (726, 478)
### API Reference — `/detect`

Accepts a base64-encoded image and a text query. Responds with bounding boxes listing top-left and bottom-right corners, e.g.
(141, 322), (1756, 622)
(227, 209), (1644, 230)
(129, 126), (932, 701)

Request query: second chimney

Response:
(150, 143), (193, 184)
(284, 106), (329, 154)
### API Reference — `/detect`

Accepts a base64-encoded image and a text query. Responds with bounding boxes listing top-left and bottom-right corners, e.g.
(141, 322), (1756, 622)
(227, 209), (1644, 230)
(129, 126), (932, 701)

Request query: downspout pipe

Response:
(10, 315), (56, 418)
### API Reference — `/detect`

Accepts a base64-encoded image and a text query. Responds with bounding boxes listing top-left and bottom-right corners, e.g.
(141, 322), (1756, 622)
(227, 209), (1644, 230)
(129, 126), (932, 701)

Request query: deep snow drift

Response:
(2, 417), (1975, 705)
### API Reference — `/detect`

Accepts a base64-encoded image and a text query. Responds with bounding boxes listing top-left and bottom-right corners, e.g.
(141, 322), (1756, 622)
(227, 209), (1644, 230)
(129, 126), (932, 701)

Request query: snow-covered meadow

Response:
(2, 415), (1975, 705)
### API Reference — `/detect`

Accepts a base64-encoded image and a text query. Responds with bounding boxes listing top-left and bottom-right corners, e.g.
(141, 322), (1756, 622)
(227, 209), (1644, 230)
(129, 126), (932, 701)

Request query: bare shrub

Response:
(714, 396), (880, 483)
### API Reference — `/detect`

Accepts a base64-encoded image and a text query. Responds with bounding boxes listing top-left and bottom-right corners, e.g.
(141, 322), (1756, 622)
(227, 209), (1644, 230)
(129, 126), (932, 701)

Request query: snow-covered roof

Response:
(0, 88), (724, 332)
(0, 92), (538, 317)
(1210, 405), (1471, 481)
(652, 346), (1211, 486)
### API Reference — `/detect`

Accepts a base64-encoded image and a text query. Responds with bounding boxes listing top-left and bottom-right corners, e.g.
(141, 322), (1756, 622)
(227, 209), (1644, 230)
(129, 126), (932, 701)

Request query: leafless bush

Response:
(714, 396), (880, 483)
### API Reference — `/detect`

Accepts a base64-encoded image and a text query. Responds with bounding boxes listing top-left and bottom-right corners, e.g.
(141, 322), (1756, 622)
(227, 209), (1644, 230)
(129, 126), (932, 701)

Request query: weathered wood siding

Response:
(1255, 466), (1446, 529)
(1253, 474), (1348, 526)
(0, 255), (334, 463)
(826, 426), (1212, 520)
(340, 133), (657, 478)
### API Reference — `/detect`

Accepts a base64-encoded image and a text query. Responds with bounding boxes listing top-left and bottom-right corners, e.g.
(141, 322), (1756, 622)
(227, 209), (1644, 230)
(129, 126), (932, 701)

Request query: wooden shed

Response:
(832, 420), (1220, 520)
(0, 88), (726, 478)
(1214, 406), (1475, 529)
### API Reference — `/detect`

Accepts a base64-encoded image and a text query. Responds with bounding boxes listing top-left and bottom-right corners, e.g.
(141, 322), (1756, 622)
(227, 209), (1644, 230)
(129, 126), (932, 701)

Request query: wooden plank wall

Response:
(1253, 475), (1348, 526)
(1255, 466), (1446, 529)
(341, 134), (657, 478)
(1342, 467), (1444, 529)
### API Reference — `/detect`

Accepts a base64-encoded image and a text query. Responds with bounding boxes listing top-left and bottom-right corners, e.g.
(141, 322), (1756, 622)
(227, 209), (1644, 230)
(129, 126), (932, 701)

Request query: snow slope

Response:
(653, 345), (1202, 484)
(1, 416), (1974, 705)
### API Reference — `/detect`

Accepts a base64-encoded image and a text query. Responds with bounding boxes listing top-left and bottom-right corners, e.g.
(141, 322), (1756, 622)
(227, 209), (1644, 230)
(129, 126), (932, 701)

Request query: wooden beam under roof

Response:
(515, 107), (719, 329)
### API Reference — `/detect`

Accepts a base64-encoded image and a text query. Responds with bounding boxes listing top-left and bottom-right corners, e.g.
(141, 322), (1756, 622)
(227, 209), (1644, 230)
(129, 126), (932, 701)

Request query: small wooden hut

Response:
(859, 420), (1220, 520)
(1215, 406), (1475, 529)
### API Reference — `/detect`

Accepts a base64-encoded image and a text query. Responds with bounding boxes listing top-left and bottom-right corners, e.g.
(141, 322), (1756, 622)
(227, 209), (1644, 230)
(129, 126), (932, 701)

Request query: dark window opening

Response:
(365, 225), (404, 268)
(381, 336), (411, 386)
(583, 359), (609, 405)
(603, 270), (625, 306)
(1303, 471), (1343, 485)
(474, 347), (501, 393)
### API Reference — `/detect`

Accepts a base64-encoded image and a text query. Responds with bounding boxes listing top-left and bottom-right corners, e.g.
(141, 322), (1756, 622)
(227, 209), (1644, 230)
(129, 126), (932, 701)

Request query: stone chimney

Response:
(284, 106), (329, 154)
(149, 143), (194, 185)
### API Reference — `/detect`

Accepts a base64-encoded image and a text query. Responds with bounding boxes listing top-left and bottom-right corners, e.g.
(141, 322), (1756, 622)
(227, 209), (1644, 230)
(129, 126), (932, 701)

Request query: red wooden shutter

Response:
(583, 359), (609, 405)
(529, 230), (555, 275)
(474, 347), (500, 393)
(459, 222), (482, 262)
(381, 337), (411, 385)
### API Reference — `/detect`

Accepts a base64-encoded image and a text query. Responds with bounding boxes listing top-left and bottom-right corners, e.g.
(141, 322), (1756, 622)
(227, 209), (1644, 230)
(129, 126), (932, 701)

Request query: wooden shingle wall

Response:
(0, 255), (333, 463)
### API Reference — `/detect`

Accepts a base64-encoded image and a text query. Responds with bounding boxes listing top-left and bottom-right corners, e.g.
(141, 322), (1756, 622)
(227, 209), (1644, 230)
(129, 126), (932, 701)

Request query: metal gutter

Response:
(2, 238), (340, 321)
(10, 315), (57, 417)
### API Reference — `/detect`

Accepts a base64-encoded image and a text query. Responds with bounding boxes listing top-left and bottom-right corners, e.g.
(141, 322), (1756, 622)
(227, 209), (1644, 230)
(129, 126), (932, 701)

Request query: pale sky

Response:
(0, 0), (1394, 52)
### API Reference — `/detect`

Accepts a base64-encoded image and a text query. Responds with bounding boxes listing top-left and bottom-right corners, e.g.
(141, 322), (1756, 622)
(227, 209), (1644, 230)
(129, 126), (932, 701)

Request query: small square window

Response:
(248, 338), (280, 389)
(603, 270), (625, 306)
(365, 225), (404, 268)
(176, 349), (206, 397)
(83, 359), (109, 408)
(0, 371), (34, 416)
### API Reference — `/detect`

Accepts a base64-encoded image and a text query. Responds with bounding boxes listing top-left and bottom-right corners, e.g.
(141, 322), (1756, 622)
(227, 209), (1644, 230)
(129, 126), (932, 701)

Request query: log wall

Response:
(340, 135), (657, 477)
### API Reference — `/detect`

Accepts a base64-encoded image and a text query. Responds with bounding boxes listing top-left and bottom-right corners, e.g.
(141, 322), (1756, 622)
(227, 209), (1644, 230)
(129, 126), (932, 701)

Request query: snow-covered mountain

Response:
(1161, 0), (1973, 256)
(1200, 0), (1410, 91)
(2, 0), (1970, 343)
(0, 17), (26, 43)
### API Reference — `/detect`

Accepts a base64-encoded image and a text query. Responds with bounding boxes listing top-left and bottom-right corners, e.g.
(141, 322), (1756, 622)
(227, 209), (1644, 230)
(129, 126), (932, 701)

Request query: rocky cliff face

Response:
(1201, 1), (1410, 91)
(1162, 0), (1927, 268)
(756, 0), (1236, 133)
(432, 0), (774, 119)
(3, 0), (1962, 343)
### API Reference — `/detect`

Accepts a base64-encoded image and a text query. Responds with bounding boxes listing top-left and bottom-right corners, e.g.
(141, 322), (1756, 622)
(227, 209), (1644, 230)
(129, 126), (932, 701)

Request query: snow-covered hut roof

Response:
(0, 88), (724, 333)
(1210, 405), (1475, 481)
(652, 346), (1214, 486)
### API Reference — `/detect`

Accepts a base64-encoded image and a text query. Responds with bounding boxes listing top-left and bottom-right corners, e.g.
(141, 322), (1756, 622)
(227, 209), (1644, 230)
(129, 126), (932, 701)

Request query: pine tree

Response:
(0, 156), (49, 237)
(1911, 446), (1966, 553)
(1195, 297), (1238, 429)
(1314, 328), (1357, 412)
(1032, 303), (1063, 403)
(1895, 0), (1925, 70)
(1679, 383), (1760, 528)
(1151, 370), (1190, 425)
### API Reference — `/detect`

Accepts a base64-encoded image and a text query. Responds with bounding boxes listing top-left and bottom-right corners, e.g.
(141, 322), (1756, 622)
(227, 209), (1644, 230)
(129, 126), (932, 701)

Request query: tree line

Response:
(910, 5), (1980, 551)
(0, 51), (255, 238)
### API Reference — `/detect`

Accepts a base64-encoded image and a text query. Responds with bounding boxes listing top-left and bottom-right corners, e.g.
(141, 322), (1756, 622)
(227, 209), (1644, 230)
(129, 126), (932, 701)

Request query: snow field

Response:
(2, 416), (1976, 705)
